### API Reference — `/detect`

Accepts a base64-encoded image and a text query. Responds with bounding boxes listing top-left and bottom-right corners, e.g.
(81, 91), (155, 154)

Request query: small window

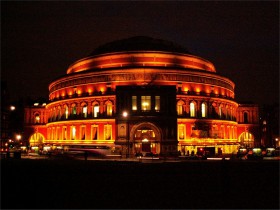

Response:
(106, 102), (113, 116)
(132, 96), (137, 111)
(219, 105), (222, 118)
(81, 126), (86, 140)
(65, 106), (69, 119)
(155, 96), (160, 111)
(104, 124), (112, 140)
(71, 126), (76, 140)
(190, 102), (196, 117)
(72, 105), (77, 115)
(201, 102), (207, 118)
(93, 105), (99, 118)
(178, 124), (185, 140)
(82, 106), (87, 118)
(91, 125), (98, 140)
(141, 96), (151, 111)
(177, 101), (184, 115)
(35, 114), (40, 124)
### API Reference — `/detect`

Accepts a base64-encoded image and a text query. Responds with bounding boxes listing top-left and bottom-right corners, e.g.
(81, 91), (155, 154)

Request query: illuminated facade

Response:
(24, 36), (259, 155)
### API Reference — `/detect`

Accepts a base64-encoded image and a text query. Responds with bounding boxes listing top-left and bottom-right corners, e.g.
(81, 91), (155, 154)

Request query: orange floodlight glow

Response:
(100, 87), (105, 92)
(88, 88), (93, 94)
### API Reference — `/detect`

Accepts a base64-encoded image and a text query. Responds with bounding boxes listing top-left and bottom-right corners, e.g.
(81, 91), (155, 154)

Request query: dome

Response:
(89, 36), (190, 56)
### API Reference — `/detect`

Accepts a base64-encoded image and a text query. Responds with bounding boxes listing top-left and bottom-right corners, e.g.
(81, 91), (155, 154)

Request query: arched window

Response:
(244, 112), (248, 123)
(92, 103), (99, 118)
(201, 102), (207, 118)
(34, 113), (40, 124)
(71, 104), (77, 115)
(82, 105), (87, 118)
(219, 105), (222, 118)
(190, 102), (196, 117)
(106, 101), (113, 116)
(65, 105), (69, 119)
(177, 100), (184, 116)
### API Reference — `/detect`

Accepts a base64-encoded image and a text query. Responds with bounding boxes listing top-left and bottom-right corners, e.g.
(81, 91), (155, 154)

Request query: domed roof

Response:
(89, 36), (190, 56)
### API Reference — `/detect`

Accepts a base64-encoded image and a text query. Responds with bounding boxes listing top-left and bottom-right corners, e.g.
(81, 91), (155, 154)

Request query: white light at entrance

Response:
(142, 138), (149, 142)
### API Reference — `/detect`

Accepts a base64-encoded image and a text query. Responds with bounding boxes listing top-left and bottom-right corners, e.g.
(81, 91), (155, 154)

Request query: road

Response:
(1, 158), (279, 209)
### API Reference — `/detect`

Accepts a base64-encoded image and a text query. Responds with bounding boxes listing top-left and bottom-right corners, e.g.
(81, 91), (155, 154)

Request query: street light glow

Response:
(122, 111), (128, 117)
(10, 106), (16, 111)
(16, 134), (22, 141)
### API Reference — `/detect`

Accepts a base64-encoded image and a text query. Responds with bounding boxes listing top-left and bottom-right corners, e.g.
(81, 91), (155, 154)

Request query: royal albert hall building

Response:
(24, 36), (259, 156)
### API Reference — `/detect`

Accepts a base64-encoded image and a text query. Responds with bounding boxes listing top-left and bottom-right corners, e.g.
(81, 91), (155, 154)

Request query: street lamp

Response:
(10, 105), (16, 111)
(122, 111), (129, 158)
(16, 134), (22, 141)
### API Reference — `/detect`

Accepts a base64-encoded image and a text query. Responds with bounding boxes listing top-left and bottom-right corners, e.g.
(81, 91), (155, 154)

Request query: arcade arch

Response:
(238, 131), (254, 148)
(130, 122), (162, 154)
(29, 132), (45, 146)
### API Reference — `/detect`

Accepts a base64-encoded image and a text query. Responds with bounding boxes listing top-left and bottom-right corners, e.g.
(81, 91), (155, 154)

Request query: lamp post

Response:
(122, 111), (129, 158)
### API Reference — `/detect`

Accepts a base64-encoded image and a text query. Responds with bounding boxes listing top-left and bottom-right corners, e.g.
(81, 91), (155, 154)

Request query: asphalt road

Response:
(1, 158), (279, 209)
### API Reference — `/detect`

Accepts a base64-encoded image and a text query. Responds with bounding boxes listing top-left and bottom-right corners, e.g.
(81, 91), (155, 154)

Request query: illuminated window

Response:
(93, 105), (99, 118)
(65, 106), (69, 119)
(178, 124), (185, 140)
(201, 102), (207, 118)
(177, 101), (184, 115)
(71, 126), (76, 140)
(81, 126), (86, 140)
(132, 96), (137, 110)
(190, 102), (196, 117)
(82, 105), (87, 118)
(155, 96), (160, 111)
(72, 104), (77, 115)
(119, 125), (126, 137)
(219, 105), (222, 118)
(63, 126), (67, 140)
(141, 96), (151, 111)
(35, 114), (40, 124)
(106, 102), (113, 116)
(91, 125), (98, 140)
(104, 124), (112, 140)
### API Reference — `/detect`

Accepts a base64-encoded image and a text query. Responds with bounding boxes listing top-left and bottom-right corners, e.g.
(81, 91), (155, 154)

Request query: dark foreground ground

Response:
(1, 158), (279, 209)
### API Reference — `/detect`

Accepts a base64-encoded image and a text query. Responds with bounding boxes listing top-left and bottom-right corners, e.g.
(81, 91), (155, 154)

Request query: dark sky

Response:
(2, 1), (279, 106)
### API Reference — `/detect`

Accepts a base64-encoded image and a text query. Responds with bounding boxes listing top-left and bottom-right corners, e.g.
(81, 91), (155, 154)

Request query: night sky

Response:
(2, 1), (279, 106)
